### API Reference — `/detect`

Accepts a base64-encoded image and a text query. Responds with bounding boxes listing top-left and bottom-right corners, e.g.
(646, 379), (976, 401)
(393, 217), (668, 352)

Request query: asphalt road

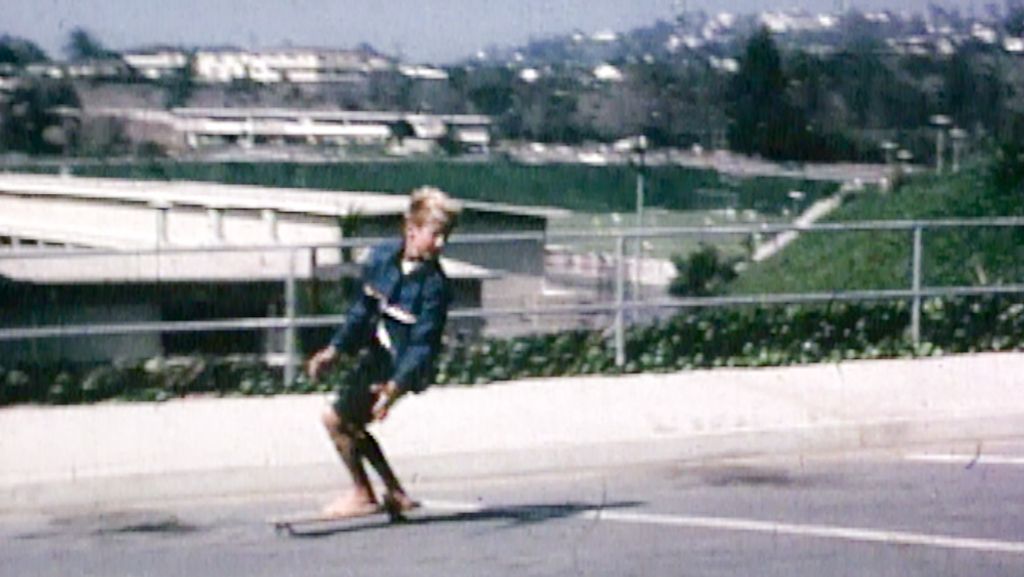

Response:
(4, 440), (1024, 577)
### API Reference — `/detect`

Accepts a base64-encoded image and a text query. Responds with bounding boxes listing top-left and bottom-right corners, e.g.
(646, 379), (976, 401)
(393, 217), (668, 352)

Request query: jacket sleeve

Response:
(328, 254), (377, 355)
(390, 272), (450, 393)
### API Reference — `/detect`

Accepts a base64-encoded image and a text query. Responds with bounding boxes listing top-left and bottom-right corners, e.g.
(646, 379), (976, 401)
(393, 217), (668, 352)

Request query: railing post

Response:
(207, 207), (225, 244)
(284, 248), (298, 387)
(911, 225), (923, 347)
(614, 235), (626, 368)
(151, 200), (172, 248)
(262, 208), (279, 243)
(634, 168), (645, 310)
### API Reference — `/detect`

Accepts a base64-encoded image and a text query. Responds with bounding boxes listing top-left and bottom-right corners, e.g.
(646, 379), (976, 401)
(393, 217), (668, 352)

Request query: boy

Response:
(307, 186), (460, 519)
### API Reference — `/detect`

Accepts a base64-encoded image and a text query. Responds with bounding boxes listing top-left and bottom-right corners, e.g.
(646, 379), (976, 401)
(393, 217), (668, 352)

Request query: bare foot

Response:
(383, 492), (420, 514)
(321, 493), (381, 519)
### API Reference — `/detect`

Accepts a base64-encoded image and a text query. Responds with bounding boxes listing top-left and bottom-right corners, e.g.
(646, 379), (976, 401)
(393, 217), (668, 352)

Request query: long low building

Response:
(87, 107), (493, 153)
(0, 173), (565, 364)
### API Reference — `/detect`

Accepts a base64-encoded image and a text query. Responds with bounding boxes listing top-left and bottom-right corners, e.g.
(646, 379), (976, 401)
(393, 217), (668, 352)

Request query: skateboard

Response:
(269, 502), (412, 535)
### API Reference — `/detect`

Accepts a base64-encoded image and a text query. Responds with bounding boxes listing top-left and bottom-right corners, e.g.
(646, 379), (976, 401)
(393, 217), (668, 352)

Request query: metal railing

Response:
(2, 217), (1023, 384)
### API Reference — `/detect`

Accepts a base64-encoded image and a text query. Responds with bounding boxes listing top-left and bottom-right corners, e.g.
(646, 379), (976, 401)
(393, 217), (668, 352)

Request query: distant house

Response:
(398, 65), (448, 81)
(758, 11), (838, 34)
(0, 64), (20, 93)
(593, 63), (624, 83)
(971, 24), (999, 45)
(63, 58), (131, 80)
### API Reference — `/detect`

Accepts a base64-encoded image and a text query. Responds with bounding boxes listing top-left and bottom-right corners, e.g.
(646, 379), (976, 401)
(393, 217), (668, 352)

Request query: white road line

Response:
(421, 499), (488, 513)
(906, 454), (1024, 466)
(421, 500), (1024, 556)
(585, 510), (1024, 555)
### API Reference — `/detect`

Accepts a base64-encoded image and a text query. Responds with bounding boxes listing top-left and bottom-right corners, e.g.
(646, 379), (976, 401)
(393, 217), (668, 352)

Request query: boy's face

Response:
(404, 219), (445, 260)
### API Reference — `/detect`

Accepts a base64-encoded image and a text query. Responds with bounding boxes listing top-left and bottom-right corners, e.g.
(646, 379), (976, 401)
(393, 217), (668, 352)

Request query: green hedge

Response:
(2, 294), (1022, 407)
(36, 160), (838, 215)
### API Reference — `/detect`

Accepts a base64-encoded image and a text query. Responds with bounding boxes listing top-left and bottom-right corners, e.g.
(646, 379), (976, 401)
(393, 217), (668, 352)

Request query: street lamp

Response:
(949, 127), (967, 173)
(631, 136), (648, 306)
(930, 114), (952, 174)
(880, 140), (898, 166)
(880, 140), (898, 190)
(613, 135), (649, 306)
(897, 149), (914, 175)
(787, 190), (805, 216)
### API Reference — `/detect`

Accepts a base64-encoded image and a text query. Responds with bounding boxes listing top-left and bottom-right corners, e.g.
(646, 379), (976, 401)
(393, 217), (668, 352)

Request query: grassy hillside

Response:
(730, 161), (1024, 295)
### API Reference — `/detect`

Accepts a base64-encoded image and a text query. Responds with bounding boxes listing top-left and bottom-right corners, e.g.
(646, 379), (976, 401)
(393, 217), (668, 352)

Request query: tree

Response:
(354, 42), (382, 57)
(1005, 5), (1024, 36)
(726, 28), (871, 162)
(830, 40), (890, 127)
(164, 51), (197, 109)
(468, 83), (515, 116)
(634, 60), (728, 148)
(726, 27), (807, 160)
(934, 44), (1013, 141)
(669, 244), (739, 297)
(64, 27), (117, 61)
(0, 35), (49, 65)
(462, 67), (516, 116)
(0, 78), (80, 154)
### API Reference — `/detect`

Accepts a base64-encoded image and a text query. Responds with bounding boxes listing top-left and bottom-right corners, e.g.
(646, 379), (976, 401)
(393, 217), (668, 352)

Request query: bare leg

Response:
(358, 431), (419, 512)
(321, 407), (380, 517)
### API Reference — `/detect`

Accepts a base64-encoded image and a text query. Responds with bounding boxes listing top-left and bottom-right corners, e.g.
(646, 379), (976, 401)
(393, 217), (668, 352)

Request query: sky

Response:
(3, 0), (996, 63)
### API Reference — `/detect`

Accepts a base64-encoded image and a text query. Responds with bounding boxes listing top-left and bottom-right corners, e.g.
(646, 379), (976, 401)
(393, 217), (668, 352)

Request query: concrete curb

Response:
(2, 352), (1023, 512)
(5, 410), (1023, 514)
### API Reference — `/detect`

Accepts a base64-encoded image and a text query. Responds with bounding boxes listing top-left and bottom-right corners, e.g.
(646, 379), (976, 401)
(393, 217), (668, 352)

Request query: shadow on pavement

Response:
(281, 500), (643, 538)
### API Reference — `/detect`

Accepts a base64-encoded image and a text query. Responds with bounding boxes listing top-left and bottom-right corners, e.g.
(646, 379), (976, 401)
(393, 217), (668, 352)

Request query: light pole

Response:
(949, 127), (967, 173)
(881, 140), (897, 165)
(787, 190), (805, 215)
(930, 114), (952, 174)
(632, 135), (648, 308)
(613, 134), (649, 311)
(880, 140), (898, 190)
(897, 149), (914, 176)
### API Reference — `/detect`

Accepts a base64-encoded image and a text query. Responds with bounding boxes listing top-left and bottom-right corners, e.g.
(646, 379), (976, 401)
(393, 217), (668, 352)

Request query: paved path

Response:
(2, 352), (1022, 511)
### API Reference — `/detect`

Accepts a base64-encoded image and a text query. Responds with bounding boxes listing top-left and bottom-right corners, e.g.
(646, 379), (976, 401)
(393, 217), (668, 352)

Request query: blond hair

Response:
(405, 186), (461, 237)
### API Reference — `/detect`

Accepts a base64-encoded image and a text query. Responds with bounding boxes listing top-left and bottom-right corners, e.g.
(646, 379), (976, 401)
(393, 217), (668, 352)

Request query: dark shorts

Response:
(332, 344), (393, 427)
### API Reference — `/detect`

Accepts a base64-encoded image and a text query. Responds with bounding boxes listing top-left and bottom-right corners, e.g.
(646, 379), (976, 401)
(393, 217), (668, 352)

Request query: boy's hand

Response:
(371, 381), (402, 421)
(307, 346), (338, 381)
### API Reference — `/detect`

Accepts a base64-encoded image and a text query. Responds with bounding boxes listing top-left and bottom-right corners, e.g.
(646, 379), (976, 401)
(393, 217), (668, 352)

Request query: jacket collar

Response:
(389, 241), (438, 277)
(374, 240), (437, 301)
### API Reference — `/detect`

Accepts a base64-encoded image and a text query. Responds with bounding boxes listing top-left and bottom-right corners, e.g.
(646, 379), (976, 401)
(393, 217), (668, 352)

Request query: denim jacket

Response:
(329, 240), (451, 394)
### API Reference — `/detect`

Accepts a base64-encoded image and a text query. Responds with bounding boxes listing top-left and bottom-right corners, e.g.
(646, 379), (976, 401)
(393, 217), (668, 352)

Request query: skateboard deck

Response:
(268, 504), (413, 535)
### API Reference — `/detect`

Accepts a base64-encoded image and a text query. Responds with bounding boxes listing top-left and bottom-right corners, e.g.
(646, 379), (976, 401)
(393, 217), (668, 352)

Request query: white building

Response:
(591, 30), (619, 43)
(593, 63), (624, 83)
(0, 173), (564, 362)
(398, 65), (449, 80)
(192, 48), (392, 84)
(123, 50), (189, 80)
(759, 11), (839, 34)
(173, 108), (490, 150)
(971, 23), (999, 45)
(87, 107), (492, 152)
